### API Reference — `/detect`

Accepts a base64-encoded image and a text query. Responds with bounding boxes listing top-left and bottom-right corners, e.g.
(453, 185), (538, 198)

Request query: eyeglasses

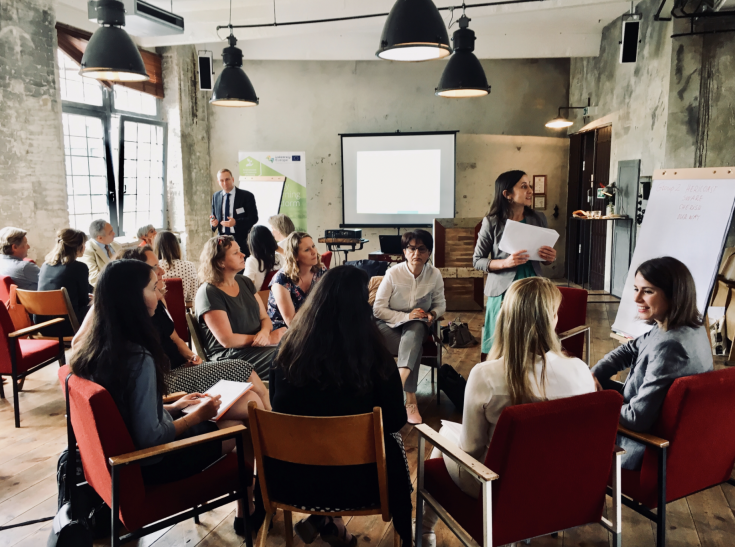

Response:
(406, 245), (429, 254)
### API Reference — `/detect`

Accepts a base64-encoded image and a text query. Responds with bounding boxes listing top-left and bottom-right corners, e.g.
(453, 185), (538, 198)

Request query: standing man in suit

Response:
(79, 219), (122, 287)
(210, 168), (258, 257)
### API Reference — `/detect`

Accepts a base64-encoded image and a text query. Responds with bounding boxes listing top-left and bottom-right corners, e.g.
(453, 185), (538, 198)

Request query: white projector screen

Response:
(341, 132), (456, 226)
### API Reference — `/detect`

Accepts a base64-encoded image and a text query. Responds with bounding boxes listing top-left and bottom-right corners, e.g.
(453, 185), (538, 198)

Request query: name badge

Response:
(236, 207), (245, 214)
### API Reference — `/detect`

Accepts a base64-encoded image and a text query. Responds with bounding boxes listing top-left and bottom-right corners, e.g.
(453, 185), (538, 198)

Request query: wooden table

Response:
(318, 237), (369, 263)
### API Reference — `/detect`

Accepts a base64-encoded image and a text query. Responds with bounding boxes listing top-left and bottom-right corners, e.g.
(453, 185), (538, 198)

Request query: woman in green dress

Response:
(472, 170), (557, 360)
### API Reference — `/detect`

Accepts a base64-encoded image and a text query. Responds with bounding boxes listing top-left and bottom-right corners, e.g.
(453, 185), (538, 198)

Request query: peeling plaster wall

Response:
(208, 58), (570, 260)
(0, 0), (68, 262)
(160, 45), (212, 263)
(569, 0), (673, 181)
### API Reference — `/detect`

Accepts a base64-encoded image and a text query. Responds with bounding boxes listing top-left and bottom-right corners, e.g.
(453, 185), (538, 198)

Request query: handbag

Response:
(441, 316), (478, 348)
(438, 364), (467, 411)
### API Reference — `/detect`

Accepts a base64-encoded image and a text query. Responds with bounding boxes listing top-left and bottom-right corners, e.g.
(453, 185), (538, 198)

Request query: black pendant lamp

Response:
(210, 32), (259, 107)
(80, 0), (149, 82)
(377, 0), (451, 61)
(436, 15), (490, 98)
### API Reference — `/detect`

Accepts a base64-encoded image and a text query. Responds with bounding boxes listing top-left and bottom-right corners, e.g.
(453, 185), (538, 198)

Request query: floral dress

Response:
(267, 267), (327, 330)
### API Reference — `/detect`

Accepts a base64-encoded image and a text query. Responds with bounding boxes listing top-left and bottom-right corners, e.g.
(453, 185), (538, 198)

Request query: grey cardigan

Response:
(472, 211), (548, 297)
(591, 324), (713, 469)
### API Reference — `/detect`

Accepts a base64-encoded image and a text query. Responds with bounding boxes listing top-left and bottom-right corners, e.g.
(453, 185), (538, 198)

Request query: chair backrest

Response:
(57, 365), (146, 530)
(185, 313), (209, 361)
(484, 391), (623, 546)
(0, 303), (18, 374)
(261, 270), (277, 291)
(322, 251), (332, 269)
(0, 276), (12, 304)
(640, 368), (735, 505)
(248, 403), (390, 521)
(15, 287), (79, 333)
(163, 278), (189, 343)
(257, 289), (270, 307)
(556, 287), (588, 360)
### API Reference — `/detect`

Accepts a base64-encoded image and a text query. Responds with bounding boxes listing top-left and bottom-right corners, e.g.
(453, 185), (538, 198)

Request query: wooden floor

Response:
(1, 302), (735, 546)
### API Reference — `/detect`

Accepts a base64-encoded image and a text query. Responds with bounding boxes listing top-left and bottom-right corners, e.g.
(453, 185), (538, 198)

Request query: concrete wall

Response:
(0, 0), (69, 262)
(568, 0), (673, 181)
(207, 58), (570, 260)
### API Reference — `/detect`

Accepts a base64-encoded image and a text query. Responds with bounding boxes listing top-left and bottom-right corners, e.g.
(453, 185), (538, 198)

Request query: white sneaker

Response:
(406, 403), (423, 425)
(411, 519), (436, 547)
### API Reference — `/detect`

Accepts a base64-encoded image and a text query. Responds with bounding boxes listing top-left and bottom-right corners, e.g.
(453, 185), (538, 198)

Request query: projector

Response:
(325, 229), (362, 239)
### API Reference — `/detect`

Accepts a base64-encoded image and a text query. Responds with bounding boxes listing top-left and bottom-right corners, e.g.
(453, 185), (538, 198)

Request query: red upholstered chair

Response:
(415, 391), (625, 547)
(557, 287), (590, 364)
(0, 275), (12, 304)
(261, 270), (278, 291)
(615, 367), (735, 547)
(163, 278), (190, 345)
(57, 365), (254, 547)
(321, 251), (333, 269)
(0, 303), (65, 427)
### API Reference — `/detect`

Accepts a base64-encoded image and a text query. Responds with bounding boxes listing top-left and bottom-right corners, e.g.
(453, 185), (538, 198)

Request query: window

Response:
(59, 49), (166, 237)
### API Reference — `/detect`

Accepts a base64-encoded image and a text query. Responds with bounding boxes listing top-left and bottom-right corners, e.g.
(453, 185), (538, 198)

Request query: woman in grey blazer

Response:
(591, 257), (713, 469)
(472, 170), (557, 360)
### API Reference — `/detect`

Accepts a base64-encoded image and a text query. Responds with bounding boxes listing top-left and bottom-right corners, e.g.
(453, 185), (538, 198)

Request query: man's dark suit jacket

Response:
(211, 188), (258, 255)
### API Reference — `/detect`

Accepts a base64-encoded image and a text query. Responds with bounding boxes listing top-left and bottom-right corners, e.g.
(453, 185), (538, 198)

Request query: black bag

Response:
(438, 364), (467, 411)
(344, 259), (389, 278)
(441, 317), (478, 348)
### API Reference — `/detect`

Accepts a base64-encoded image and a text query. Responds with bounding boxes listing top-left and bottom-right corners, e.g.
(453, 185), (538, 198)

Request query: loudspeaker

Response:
(197, 51), (214, 91)
(620, 18), (640, 63)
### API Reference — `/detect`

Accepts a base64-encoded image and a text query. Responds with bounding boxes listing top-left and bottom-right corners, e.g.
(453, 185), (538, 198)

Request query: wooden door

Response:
(589, 126), (612, 290)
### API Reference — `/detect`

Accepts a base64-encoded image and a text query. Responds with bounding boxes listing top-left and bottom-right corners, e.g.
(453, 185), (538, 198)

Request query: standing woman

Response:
(473, 170), (557, 361)
(267, 232), (326, 342)
(36, 228), (92, 336)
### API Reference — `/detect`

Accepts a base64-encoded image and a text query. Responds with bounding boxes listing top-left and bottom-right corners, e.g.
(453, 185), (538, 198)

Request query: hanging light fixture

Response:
(377, 0), (451, 61)
(545, 106), (589, 129)
(435, 14), (490, 98)
(210, 32), (259, 107)
(80, 0), (149, 82)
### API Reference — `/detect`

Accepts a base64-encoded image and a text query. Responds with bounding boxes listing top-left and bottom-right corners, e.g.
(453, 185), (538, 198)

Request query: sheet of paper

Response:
(498, 219), (560, 262)
(182, 379), (253, 421)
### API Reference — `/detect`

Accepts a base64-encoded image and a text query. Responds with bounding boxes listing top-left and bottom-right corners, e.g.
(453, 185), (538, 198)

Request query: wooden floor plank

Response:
(687, 486), (735, 547)
(0, 494), (56, 547)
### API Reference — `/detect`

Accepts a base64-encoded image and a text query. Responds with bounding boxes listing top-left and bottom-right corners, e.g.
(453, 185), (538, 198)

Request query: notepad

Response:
(182, 379), (253, 422)
(498, 220), (560, 262)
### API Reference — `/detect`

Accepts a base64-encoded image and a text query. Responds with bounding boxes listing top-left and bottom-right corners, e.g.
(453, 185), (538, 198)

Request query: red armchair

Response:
(615, 367), (735, 547)
(321, 251), (333, 269)
(0, 303), (65, 427)
(557, 287), (590, 364)
(163, 278), (190, 345)
(415, 391), (625, 547)
(0, 275), (11, 304)
(57, 365), (254, 547)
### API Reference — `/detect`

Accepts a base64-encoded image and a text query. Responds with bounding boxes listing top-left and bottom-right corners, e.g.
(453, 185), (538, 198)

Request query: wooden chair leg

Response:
(258, 512), (275, 547)
(0, 376), (5, 399)
(284, 510), (293, 547)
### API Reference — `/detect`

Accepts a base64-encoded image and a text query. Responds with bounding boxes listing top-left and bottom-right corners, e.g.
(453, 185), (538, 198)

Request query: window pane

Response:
(113, 85), (158, 116)
(58, 50), (103, 106)
(63, 113), (110, 231)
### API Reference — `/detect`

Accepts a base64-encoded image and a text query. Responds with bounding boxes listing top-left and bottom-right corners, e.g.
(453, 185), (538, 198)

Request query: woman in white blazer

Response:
(373, 229), (446, 425)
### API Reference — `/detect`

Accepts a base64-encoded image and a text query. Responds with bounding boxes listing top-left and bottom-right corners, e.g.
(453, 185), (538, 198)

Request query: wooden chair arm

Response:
(162, 392), (187, 404)
(559, 325), (590, 341)
(109, 425), (247, 467)
(614, 444), (626, 456)
(415, 424), (498, 482)
(617, 425), (670, 449)
(8, 318), (66, 338)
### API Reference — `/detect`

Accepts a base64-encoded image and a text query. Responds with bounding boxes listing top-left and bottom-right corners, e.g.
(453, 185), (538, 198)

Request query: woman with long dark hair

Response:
(155, 230), (199, 302)
(472, 170), (557, 360)
(592, 256), (712, 470)
(70, 259), (263, 535)
(244, 225), (284, 291)
(270, 266), (412, 547)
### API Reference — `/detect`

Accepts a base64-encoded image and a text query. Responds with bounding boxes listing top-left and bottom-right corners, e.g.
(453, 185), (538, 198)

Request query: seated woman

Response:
(373, 229), (446, 425)
(419, 277), (595, 546)
(36, 228), (92, 336)
(267, 232), (326, 342)
(197, 235), (277, 380)
(70, 259), (266, 535)
(137, 224), (157, 247)
(269, 266), (412, 547)
(244, 225), (284, 291)
(117, 246), (270, 404)
(592, 256), (713, 470)
(268, 213), (295, 250)
(155, 230), (200, 303)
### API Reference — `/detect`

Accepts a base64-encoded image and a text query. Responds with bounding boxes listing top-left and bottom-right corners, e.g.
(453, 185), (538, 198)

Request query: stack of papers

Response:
(182, 379), (253, 422)
(498, 220), (560, 261)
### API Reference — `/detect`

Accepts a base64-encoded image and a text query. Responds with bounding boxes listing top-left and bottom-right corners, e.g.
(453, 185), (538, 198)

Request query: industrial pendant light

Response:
(210, 32), (259, 107)
(545, 105), (590, 129)
(80, 0), (149, 82)
(435, 14), (490, 98)
(377, 0), (451, 61)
